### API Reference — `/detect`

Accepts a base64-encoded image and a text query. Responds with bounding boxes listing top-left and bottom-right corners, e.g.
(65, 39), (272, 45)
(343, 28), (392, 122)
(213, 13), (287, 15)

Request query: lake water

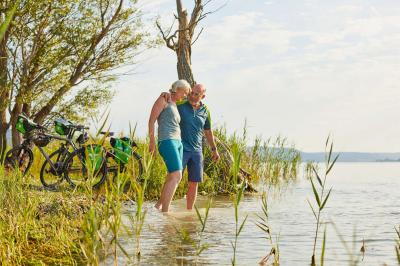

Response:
(104, 163), (400, 265)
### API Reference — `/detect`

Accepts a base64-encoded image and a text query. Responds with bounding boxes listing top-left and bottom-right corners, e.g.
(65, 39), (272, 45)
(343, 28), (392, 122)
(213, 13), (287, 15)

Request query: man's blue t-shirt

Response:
(177, 100), (211, 152)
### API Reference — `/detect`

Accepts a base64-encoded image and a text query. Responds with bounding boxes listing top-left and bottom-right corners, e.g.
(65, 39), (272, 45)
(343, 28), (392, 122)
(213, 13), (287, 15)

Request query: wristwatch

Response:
(211, 146), (217, 152)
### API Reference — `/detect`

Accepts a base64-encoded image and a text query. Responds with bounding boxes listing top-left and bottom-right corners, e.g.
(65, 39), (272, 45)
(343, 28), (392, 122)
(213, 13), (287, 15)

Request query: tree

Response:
(0, 0), (152, 162)
(156, 0), (223, 87)
(0, 0), (20, 41)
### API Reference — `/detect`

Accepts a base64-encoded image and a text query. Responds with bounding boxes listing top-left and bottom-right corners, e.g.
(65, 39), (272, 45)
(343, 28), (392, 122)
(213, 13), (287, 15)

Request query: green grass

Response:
(0, 120), (302, 264)
(0, 167), (88, 265)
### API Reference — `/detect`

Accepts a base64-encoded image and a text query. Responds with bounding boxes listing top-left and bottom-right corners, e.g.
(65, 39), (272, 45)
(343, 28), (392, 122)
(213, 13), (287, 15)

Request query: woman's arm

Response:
(148, 96), (167, 155)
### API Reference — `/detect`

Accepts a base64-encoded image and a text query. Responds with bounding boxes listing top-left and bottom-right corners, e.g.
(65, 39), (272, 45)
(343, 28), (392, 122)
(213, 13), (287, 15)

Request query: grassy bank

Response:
(0, 127), (300, 264)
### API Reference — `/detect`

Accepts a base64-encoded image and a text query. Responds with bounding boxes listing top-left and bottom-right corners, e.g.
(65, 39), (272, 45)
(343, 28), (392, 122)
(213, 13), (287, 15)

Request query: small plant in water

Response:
(230, 140), (248, 266)
(332, 223), (365, 266)
(194, 199), (212, 264)
(395, 225), (400, 263)
(126, 142), (152, 261)
(308, 136), (338, 266)
(256, 192), (280, 266)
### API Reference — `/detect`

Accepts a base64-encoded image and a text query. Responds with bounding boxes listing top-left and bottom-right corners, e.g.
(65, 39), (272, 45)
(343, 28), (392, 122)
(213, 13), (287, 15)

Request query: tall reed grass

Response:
(395, 225), (400, 264)
(256, 192), (280, 265)
(308, 136), (338, 266)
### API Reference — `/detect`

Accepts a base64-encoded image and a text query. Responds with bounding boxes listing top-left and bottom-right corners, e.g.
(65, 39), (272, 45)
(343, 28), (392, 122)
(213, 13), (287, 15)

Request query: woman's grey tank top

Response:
(157, 103), (181, 141)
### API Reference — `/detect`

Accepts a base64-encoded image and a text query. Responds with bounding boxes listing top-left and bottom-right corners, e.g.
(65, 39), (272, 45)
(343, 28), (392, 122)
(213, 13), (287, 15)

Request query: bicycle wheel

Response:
(4, 145), (34, 176)
(64, 147), (107, 189)
(40, 149), (70, 190)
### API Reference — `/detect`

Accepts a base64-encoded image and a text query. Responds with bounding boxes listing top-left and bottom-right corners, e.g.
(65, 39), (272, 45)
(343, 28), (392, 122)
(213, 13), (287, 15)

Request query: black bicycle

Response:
(4, 115), (48, 176)
(4, 115), (106, 190)
(39, 118), (96, 189)
(63, 131), (143, 190)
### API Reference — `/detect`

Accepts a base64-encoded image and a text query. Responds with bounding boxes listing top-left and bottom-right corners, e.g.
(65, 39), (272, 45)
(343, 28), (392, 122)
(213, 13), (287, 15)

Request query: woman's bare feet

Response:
(154, 200), (162, 210)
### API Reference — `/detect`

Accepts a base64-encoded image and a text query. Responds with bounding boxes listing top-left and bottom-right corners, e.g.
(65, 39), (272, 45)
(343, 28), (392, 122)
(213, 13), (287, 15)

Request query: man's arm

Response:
(204, 129), (220, 161)
(160, 92), (171, 103)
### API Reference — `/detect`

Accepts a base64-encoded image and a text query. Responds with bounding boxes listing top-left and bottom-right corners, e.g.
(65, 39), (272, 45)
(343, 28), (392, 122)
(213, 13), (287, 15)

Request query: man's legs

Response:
(187, 181), (198, 210)
(186, 150), (203, 210)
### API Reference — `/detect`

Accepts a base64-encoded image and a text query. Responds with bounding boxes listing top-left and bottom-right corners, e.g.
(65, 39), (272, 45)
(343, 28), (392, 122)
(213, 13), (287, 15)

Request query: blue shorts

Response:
(182, 150), (203, 182)
(158, 139), (183, 173)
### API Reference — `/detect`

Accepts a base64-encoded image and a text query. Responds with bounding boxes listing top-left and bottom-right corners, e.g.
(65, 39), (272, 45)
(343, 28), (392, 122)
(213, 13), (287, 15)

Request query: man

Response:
(162, 83), (220, 210)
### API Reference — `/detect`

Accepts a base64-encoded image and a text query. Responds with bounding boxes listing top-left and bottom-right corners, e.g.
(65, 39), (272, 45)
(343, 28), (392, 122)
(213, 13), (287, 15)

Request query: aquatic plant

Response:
(230, 139), (248, 266)
(126, 143), (152, 260)
(332, 224), (365, 266)
(194, 198), (213, 264)
(304, 160), (318, 180)
(308, 136), (338, 266)
(256, 192), (280, 266)
(395, 225), (400, 264)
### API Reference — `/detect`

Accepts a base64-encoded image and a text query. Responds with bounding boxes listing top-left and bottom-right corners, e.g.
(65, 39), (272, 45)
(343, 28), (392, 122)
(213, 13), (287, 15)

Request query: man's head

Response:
(189, 84), (206, 105)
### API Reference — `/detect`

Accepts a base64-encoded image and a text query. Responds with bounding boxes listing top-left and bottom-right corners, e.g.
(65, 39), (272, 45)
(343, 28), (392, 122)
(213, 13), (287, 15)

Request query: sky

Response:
(107, 0), (400, 152)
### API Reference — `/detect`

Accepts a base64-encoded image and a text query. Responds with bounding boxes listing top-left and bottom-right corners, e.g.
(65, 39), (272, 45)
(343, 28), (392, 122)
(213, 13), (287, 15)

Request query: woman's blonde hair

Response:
(170, 79), (191, 94)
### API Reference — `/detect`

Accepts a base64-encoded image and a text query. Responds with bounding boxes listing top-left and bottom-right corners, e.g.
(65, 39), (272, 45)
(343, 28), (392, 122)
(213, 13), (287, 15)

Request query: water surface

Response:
(104, 163), (400, 265)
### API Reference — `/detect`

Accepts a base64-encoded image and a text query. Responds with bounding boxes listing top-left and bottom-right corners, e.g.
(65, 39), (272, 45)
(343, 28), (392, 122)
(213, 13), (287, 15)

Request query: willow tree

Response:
(0, 0), (152, 161)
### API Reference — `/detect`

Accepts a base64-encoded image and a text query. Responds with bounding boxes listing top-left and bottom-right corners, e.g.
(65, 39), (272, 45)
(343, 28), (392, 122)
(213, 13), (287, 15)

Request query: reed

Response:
(332, 224), (365, 266)
(230, 139), (248, 266)
(308, 136), (338, 266)
(129, 146), (151, 259)
(194, 198), (212, 264)
(256, 192), (280, 265)
(395, 225), (400, 264)
(0, 166), (87, 265)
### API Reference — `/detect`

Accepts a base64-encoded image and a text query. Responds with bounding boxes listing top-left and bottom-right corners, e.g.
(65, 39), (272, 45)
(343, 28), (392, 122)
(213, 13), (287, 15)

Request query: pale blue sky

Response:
(107, 0), (400, 152)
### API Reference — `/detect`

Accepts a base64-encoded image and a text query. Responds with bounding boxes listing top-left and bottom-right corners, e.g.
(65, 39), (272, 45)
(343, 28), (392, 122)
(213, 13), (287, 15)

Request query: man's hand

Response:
(160, 92), (171, 103)
(212, 149), (220, 161)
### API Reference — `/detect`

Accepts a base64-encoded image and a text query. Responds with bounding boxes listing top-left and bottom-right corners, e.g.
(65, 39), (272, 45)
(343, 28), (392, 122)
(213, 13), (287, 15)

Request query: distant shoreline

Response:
(300, 151), (400, 163)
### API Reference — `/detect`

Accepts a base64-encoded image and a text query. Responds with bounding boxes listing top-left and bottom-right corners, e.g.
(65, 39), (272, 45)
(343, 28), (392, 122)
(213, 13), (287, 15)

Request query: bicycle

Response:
(39, 118), (96, 189)
(63, 131), (143, 190)
(4, 115), (106, 190)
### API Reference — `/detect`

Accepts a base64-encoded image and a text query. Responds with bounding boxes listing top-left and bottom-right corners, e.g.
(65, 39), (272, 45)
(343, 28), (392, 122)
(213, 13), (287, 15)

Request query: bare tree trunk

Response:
(0, 111), (9, 163)
(176, 46), (195, 86)
(0, 22), (9, 162)
(175, 1), (195, 86)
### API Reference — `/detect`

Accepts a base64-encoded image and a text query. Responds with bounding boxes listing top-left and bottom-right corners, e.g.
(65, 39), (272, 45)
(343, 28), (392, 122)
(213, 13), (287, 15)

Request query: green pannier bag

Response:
(16, 115), (37, 134)
(54, 118), (72, 135)
(110, 137), (132, 164)
(86, 145), (103, 171)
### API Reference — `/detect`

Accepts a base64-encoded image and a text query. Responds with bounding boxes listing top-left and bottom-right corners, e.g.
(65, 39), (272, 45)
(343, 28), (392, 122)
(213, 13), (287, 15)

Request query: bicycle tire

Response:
(40, 149), (70, 190)
(4, 145), (34, 176)
(63, 147), (107, 189)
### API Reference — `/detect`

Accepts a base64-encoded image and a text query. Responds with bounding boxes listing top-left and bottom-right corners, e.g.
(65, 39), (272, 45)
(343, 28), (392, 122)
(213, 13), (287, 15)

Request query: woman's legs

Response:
(159, 170), (182, 212)
(156, 139), (183, 212)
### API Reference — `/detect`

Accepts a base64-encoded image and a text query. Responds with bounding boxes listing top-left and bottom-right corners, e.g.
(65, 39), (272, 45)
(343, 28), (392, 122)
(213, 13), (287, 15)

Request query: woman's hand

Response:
(149, 139), (156, 156)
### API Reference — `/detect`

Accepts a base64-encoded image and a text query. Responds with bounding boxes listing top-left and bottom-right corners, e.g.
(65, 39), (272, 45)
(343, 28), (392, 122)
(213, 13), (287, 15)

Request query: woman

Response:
(148, 80), (191, 212)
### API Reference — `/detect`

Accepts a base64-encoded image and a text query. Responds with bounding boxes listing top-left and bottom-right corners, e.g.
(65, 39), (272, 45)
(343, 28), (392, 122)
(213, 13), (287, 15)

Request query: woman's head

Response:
(170, 80), (191, 101)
